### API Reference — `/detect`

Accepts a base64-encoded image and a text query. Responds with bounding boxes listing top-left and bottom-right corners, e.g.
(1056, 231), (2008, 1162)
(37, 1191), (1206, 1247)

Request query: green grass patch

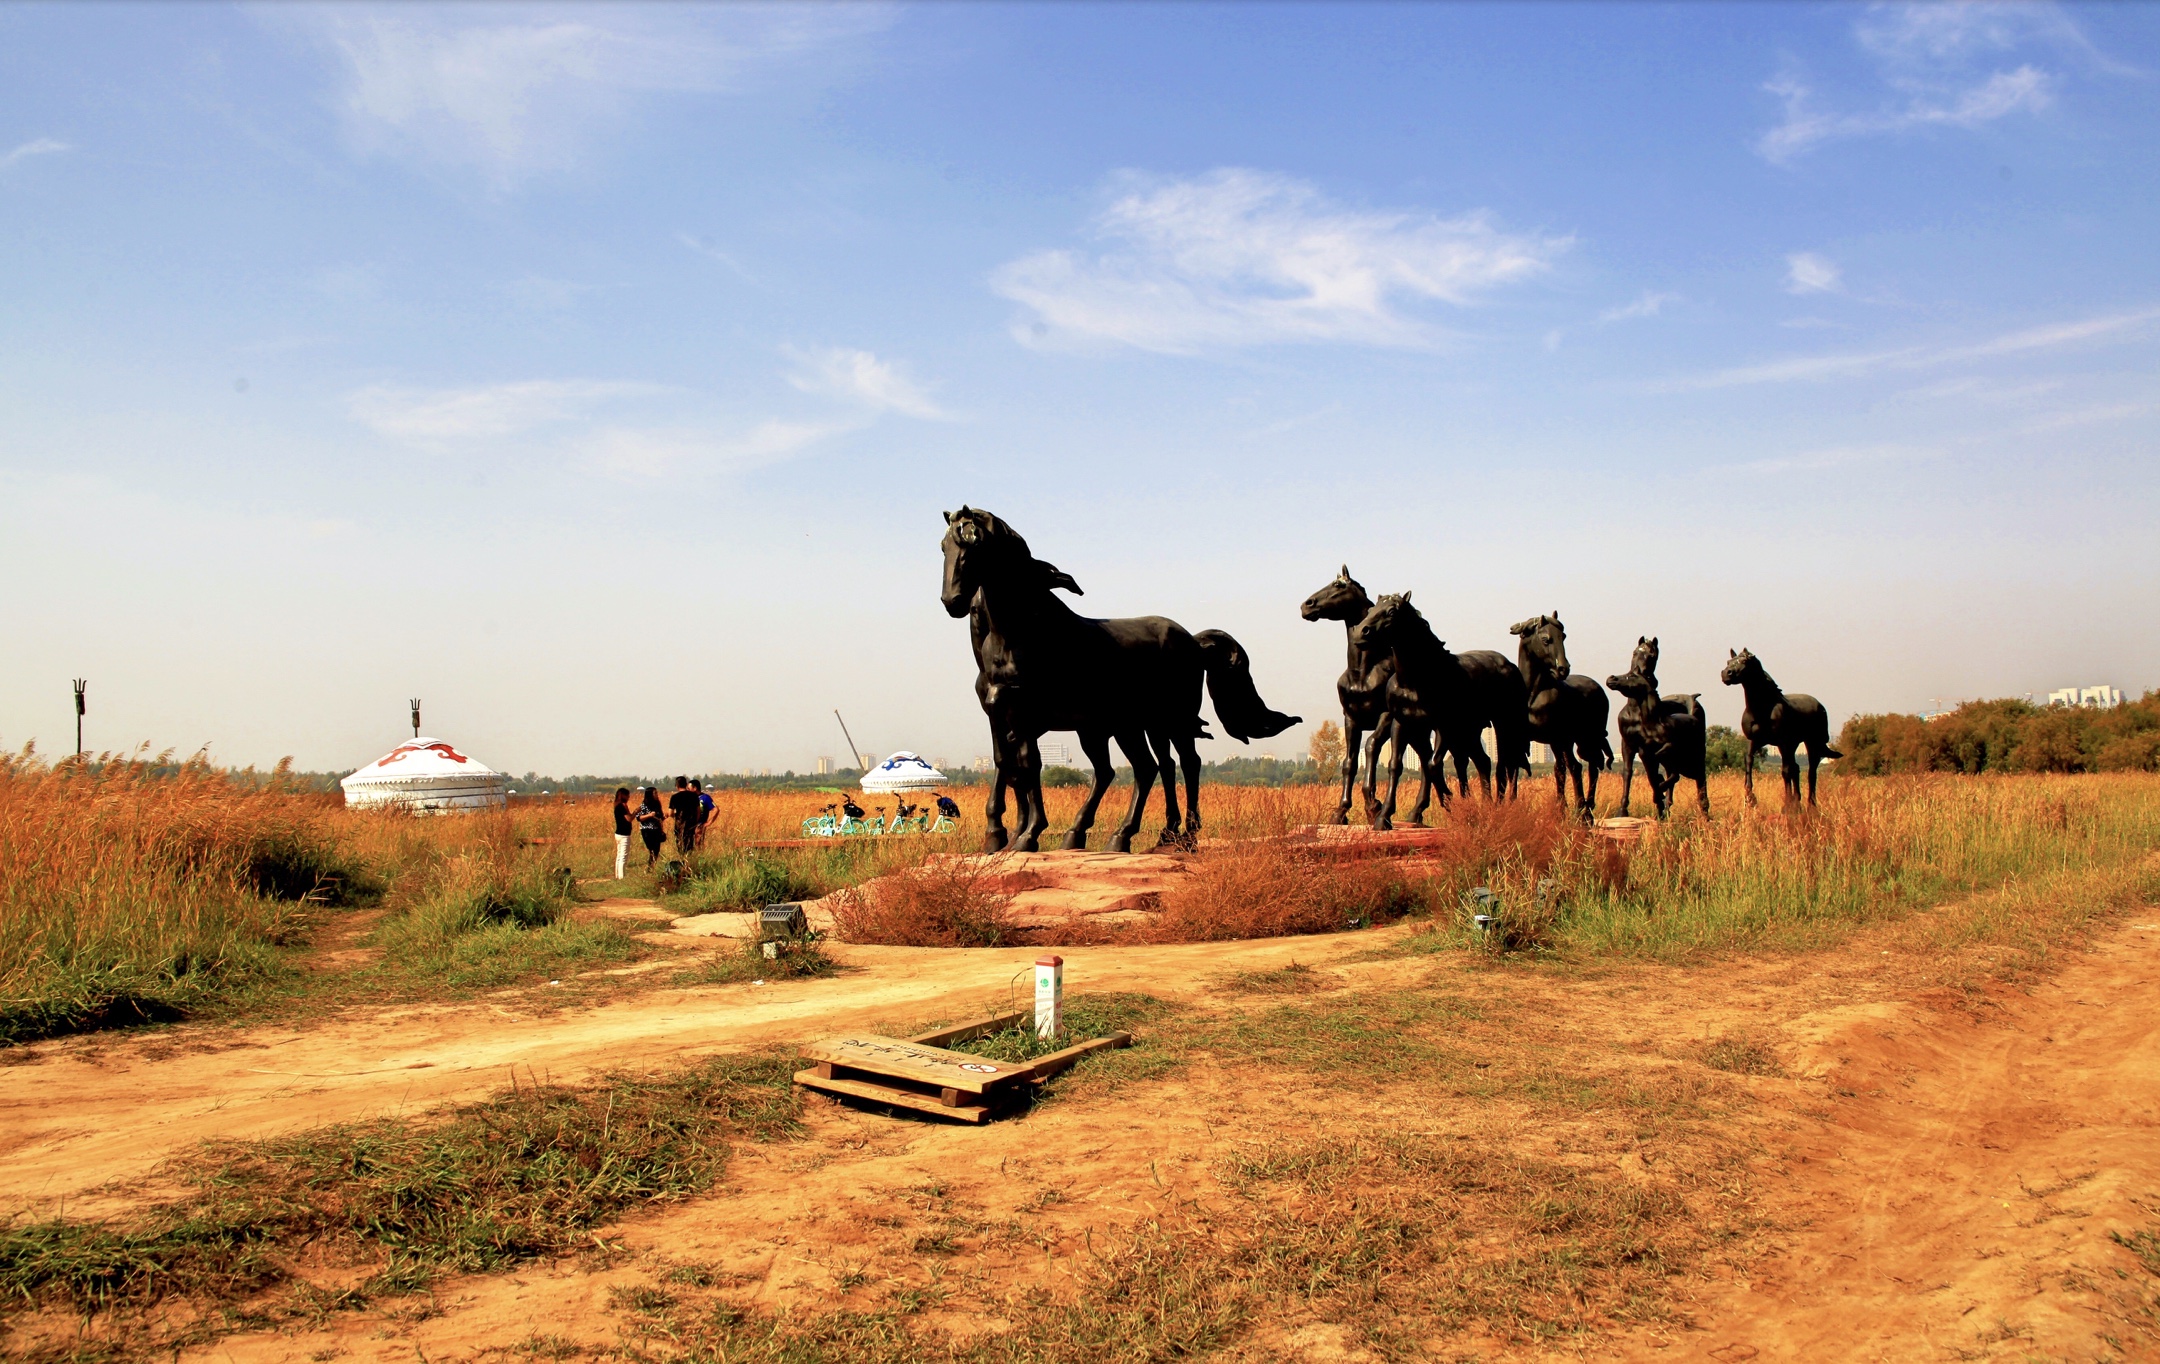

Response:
(673, 933), (843, 987)
(666, 851), (822, 917)
(0, 1054), (801, 1320)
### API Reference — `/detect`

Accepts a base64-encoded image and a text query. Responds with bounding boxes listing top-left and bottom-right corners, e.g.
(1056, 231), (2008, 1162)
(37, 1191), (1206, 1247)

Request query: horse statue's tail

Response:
(1822, 743), (1844, 759)
(1194, 629), (1300, 743)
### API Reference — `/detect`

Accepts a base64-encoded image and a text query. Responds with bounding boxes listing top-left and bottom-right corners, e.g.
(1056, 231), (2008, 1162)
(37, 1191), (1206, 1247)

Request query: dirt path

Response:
(1634, 918), (2160, 1361)
(0, 924), (1355, 1218)
(7, 910), (2159, 1360)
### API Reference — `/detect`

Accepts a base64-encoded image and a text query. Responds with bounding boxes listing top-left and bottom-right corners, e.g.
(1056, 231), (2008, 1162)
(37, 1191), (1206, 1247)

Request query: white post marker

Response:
(1034, 954), (1064, 1040)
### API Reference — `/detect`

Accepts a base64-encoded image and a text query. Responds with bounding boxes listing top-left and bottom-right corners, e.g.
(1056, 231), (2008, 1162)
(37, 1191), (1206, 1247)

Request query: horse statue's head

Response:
(940, 507), (1080, 618)
(1510, 612), (1571, 681)
(1720, 648), (1761, 687)
(1605, 669), (1656, 701)
(1630, 635), (1660, 680)
(1349, 591), (1434, 654)
(1300, 565), (1370, 623)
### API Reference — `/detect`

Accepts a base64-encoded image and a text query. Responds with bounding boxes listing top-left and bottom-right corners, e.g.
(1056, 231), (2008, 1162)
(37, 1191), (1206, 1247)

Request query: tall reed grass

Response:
(0, 748), (357, 1042)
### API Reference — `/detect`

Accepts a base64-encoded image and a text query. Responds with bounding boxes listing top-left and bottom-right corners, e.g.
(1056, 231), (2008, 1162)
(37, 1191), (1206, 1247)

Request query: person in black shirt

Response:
(611, 787), (633, 879)
(635, 788), (666, 867)
(668, 777), (700, 854)
(935, 791), (961, 821)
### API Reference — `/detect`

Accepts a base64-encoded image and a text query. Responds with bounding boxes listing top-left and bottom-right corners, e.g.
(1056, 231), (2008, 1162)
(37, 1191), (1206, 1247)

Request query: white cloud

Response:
(1752, 4), (2114, 162)
(279, 5), (891, 190)
(1784, 252), (1843, 296)
(783, 346), (946, 420)
(0, 137), (70, 171)
(346, 379), (664, 443)
(583, 419), (860, 478)
(1855, 2), (2106, 69)
(1759, 66), (2051, 162)
(1652, 305), (2160, 393)
(1598, 290), (1679, 323)
(991, 168), (1568, 353)
(677, 232), (755, 281)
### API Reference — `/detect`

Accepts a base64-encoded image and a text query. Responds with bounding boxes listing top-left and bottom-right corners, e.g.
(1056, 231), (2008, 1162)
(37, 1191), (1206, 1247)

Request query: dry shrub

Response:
(826, 856), (1018, 947)
(1144, 841), (1422, 943)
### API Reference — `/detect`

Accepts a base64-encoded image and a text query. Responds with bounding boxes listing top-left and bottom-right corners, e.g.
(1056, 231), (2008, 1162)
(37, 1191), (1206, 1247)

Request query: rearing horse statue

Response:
(942, 507), (1299, 854)
(1613, 635), (1659, 818)
(1511, 613), (1611, 819)
(1300, 567), (1396, 825)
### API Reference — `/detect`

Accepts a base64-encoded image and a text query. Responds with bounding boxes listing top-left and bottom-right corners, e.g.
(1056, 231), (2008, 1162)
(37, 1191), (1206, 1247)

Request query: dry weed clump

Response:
(826, 856), (1021, 948)
(1145, 840), (1423, 943)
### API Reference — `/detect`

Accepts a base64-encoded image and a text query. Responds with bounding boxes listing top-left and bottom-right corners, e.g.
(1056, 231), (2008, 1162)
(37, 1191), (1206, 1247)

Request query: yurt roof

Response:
(341, 737), (505, 789)
(861, 750), (946, 792)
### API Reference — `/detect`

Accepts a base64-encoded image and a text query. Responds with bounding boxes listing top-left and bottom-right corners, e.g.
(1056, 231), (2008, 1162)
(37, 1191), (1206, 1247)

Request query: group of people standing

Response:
(611, 777), (715, 877)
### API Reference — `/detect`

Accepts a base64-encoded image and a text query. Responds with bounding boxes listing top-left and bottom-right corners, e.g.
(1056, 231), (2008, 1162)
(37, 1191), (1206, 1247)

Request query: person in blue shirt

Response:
(691, 779), (715, 849)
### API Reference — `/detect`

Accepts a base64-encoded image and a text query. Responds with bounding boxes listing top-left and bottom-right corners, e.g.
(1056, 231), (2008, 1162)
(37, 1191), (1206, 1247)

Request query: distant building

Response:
(2047, 685), (2124, 709)
(815, 756), (834, 775)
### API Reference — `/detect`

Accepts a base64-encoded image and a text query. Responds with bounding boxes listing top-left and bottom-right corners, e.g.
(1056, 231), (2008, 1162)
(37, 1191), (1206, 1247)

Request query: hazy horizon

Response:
(5, 2), (2157, 777)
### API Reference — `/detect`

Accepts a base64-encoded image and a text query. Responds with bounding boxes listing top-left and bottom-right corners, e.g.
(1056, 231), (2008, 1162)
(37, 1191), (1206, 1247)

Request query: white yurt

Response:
(341, 737), (510, 813)
(860, 751), (946, 794)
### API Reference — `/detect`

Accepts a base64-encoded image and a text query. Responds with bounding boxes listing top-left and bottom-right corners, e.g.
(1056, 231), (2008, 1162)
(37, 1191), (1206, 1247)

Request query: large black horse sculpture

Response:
(1605, 669), (1709, 818)
(1350, 592), (1530, 830)
(1510, 613), (1611, 819)
(942, 507), (1299, 853)
(1300, 567), (1398, 826)
(1720, 648), (1840, 806)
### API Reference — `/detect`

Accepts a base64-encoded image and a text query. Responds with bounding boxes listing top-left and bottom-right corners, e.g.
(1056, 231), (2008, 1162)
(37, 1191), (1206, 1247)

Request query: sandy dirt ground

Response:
(1625, 916), (2160, 1362)
(5, 905), (2158, 1361)
(0, 916), (1346, 1218)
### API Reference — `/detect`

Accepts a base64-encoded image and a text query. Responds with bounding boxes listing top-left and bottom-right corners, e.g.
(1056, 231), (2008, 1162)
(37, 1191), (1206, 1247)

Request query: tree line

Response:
(1835, 694), (2160, 775)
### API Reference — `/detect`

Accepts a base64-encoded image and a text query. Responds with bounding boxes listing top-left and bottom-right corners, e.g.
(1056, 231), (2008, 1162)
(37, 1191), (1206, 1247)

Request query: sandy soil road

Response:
(0, 926), (1348, 1218)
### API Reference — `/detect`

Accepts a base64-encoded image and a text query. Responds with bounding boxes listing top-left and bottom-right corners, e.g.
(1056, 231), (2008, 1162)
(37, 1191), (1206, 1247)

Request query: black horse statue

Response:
(1613, 636), (1662, 817)
(1510, 613), (1611, 819)
(1605, 669), (1709, 818)
(1299, 567), (1400, 826)
(1350, 592), (1530, 830)
(1720, 648), (1840, 806)
(942, 507), (1299, 853)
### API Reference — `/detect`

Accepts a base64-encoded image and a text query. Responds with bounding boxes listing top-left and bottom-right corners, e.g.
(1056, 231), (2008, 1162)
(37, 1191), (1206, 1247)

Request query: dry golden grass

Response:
(6, 757), (2156, 1041)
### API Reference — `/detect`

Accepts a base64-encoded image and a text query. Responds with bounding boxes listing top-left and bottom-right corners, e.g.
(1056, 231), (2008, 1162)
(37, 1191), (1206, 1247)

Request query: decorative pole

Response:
(73, 679), (86, 759)
(410, 698), (421, 739)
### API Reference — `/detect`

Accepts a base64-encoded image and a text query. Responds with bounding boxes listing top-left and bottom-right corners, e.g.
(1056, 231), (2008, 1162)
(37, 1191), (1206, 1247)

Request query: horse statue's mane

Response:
(1374, 592), (1442, 647)
(949, 505), (1080, 595)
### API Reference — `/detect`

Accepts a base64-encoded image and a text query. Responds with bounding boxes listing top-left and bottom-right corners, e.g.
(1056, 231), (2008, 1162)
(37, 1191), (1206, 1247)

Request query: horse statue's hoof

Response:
(1108, 835), (1133, 854)
(1323, 810), (1349, 827)
(1060, 830), (1089, 851)
(983, 830), (1009, 854)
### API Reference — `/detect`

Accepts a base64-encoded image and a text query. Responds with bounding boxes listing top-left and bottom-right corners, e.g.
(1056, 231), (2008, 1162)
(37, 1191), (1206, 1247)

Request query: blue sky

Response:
(3, 2), (2156, 775)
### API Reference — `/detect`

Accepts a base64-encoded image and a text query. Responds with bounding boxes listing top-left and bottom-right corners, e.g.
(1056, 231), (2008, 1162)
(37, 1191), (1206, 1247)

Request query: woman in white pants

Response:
(611, 786), (633, 878)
